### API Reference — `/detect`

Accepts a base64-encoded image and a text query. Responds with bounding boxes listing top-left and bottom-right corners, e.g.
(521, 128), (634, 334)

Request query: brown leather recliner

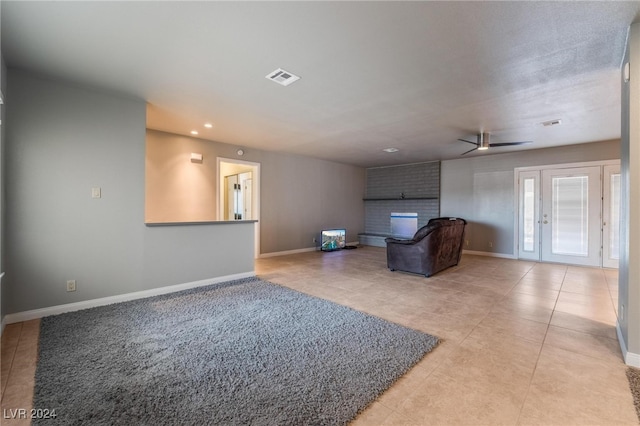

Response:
(385, 217), (467, 277)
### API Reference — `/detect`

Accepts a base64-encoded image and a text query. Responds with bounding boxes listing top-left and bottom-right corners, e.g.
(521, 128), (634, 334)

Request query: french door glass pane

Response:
(610, 174), (620, 259)
(523, 178), (535, 252)
(552, 176), (589, 256)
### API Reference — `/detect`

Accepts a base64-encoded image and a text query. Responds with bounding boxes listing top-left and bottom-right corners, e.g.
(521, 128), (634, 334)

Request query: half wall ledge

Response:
(145, 220), (258, 226)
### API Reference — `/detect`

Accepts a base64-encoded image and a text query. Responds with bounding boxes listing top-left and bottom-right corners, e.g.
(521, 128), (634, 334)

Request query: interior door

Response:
(540, 166), (602, 266)
(226, 175), (240, 220)
(243, 178), (253, 220)
(603, 165), (621, 268)
(518, 171), (540, 261)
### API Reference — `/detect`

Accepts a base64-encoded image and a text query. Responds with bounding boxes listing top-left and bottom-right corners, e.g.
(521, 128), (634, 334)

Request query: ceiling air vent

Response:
(265, 68), (300, 86)
(541, 119), (562, 127)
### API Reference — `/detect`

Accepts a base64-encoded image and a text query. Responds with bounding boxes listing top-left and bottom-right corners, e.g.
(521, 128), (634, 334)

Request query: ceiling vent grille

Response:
(265, 68), (300, 86)
(541, 119), (562, 127)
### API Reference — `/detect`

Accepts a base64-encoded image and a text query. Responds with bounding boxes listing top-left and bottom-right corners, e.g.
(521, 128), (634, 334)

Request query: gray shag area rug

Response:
(627, 367), (640, 422)
(34, 277), (439, 425)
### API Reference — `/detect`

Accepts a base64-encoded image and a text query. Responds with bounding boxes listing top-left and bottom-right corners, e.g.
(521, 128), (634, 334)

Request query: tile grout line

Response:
(514, 264), (569, 426)
(441, 261), (539, 347)
(1, 322), (24, 405)
(387, 261), (543, 426)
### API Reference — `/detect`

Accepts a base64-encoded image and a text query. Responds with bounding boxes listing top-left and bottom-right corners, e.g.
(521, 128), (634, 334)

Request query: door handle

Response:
(543, 220), (548, 224)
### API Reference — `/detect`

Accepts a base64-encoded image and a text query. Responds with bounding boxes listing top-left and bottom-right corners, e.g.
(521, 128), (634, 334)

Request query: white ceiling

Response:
(2, 1), (640, 167)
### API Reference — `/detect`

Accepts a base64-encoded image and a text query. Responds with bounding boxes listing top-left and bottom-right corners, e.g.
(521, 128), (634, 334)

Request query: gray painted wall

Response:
(1, 53), (6, 322)
(619, 23), (640, 360)
(4, 71), (255, 314)
(441, 140), (620, 255)
(259, 150), (365, 253)
(3, 70), (364, 315)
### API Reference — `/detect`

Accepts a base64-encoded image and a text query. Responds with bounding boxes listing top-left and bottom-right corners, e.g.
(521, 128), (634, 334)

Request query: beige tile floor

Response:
(1, 247), (637, 425)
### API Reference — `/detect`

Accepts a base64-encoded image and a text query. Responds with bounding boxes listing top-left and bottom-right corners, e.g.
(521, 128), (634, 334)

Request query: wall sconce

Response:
(190, 153), (203, 163)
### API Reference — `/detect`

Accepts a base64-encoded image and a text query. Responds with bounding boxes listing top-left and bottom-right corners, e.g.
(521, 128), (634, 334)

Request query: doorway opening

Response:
(217, 158), (260, 258)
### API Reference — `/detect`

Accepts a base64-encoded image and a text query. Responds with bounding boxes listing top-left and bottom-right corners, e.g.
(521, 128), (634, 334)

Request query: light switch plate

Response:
(91, 187), (101, 199)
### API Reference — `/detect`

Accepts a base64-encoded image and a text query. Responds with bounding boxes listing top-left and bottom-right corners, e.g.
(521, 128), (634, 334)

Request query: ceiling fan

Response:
(458, 132), (532, 155)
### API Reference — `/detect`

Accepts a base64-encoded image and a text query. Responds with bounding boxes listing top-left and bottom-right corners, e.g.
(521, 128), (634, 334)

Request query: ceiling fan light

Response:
(477, 132), (490, 150)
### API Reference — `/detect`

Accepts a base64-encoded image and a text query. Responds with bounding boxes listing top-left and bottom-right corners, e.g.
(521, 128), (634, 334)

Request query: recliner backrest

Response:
(413, 217), (466, 241)
(412, 222), (439, 241)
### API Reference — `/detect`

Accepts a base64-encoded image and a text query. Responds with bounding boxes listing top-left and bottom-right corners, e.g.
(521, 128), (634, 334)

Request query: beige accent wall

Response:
(146, 131), (219, 223)
(146, 129), (366, 254)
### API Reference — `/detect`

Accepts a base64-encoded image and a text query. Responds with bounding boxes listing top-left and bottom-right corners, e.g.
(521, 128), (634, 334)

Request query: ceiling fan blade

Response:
(461, 146), (479, 155)
(457, 138), (478, 146)
(489, 141), (533, 147)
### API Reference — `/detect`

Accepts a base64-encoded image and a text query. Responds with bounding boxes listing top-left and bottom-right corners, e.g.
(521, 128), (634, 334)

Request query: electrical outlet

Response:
(489, 242), (493, 248)
(313, 237), (317, 243)
(465, 240), (469, 247)
(67, 280), (77, 292)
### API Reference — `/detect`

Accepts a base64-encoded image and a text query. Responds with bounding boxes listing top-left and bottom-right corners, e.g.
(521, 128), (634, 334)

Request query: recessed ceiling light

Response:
(382, 148), (399, 153)
(190, 130), (199, 135)
(541, 119), (562, 127)
(204, 123), (213, 128)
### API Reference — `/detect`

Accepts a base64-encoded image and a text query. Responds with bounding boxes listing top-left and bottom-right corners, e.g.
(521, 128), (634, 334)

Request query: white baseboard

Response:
(627, 352), (640, 368)
(259, 247), (317, 258)
(462, 249), (516, 260)
(3, 271), (256, 325)
(617, 321), (640, 368)
(259, 241), (360, 258)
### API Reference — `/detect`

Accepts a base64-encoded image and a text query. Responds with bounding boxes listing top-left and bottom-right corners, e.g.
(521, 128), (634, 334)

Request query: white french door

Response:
(603, 165), (621, 268)
(518, 171), (540, 261)
(540, 166), (602, 266)
(517, 162), (620, 268)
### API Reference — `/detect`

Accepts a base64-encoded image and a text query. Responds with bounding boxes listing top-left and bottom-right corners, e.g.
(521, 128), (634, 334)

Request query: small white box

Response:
(390, 212), (418, 238)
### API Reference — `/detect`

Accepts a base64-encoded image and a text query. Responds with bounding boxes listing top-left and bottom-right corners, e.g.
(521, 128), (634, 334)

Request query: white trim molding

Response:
(617, 321), (640, 368)
(3, 271), (255, 325)
(462, 249), (516, 260)
(259, 241), (361, 258)
(259, 247), (317, 258)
